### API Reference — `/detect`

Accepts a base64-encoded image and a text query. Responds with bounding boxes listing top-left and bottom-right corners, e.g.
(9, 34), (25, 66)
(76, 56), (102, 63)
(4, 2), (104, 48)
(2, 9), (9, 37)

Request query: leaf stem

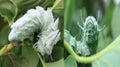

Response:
(0, 43), (13, 56)
(10, 0), (18, 26)
(8, 54), (15, 67)
(37, 52), (46, 67)
(64, 35), (120, 63)
(51, 0), (62, 10)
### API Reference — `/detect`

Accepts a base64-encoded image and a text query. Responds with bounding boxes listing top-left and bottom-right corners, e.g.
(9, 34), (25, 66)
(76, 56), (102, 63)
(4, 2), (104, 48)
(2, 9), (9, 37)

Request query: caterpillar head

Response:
(78, 16), (104, 44)
(8, 28), (23, 46)
(84, 16), (99, 44)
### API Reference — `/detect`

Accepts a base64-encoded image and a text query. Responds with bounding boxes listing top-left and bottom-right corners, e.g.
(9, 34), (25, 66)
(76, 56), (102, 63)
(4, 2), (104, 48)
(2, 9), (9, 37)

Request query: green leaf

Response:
(21, 45), (39, 67)
(0, 25), (10, 47)
(65, 55), (77, 67)
(13, 45), (39, 67)
(0, 0), (17, 25)
(92, 43), (120, 67)
(97, 33), (112, 52)
(111, 4), (120, 39)
(11, 0), (54, 13)
(0, 56), (10, 67)
(52, 0), (64, 16)
(52, 46), (64, 61)
(46, 59), (64, 67)
(93, 4), (120, 67)
(97, 2), (114, 52)
(64, 0), (75, 29)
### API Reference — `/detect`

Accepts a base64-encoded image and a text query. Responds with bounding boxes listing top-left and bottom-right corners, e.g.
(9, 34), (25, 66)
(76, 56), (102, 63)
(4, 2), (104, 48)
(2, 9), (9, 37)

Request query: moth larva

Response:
(8, 6), (60, 56)
(64, 16), (104, 56)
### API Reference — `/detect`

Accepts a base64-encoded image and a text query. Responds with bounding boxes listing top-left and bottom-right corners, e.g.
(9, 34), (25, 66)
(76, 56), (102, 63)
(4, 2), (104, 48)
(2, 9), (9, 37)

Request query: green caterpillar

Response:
(64, 16), (104, 56)
(64, 29), (90, 56)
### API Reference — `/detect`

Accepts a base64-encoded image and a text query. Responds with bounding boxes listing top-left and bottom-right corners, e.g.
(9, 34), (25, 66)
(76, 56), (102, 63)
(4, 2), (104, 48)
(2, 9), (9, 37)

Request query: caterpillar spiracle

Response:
(8, 6), (61, 56)
(64, 16), (104, 56)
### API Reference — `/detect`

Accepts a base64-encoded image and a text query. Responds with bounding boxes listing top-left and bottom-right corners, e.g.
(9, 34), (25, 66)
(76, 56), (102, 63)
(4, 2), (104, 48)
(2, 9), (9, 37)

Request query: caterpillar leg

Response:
(77, 21), (84, 31)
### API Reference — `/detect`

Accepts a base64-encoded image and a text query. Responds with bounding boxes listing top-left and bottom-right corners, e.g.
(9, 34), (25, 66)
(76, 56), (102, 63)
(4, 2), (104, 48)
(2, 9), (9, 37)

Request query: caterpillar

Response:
(8, 6), (61, 56)
(64, 29), (90, 56)
(64, 16), (104, 56)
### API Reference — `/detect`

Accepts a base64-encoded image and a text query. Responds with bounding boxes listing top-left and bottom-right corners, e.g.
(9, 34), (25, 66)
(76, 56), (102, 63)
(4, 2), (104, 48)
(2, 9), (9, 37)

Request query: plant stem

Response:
(0, 43), (13, 56)
(51, 0), (62, 10)
(64, 35), (120, 63)
(37, 52), (46, 67)
(8, 54), (15, 67)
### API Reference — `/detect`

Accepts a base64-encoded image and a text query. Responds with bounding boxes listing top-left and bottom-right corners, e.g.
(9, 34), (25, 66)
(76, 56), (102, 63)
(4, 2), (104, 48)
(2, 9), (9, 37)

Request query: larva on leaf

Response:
(8, 6), (60, 56)
(64, 29), (90, 56)
(8, 6), (45, 42)
(64, 16), (104, 56)
(78, 16), (104, 55)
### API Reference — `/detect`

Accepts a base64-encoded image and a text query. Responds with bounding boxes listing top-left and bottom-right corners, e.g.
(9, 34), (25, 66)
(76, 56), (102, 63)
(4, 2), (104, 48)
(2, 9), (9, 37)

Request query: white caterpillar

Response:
(8, 6), (60, 56)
